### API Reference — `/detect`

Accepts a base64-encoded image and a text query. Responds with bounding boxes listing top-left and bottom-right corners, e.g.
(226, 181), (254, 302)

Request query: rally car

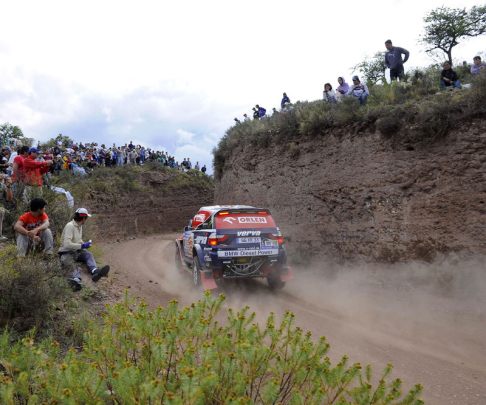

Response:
(174, 205), (292, 290)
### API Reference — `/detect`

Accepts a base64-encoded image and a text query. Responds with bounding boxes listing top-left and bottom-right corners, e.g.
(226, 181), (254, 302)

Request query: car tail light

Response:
(208, 233), (230, 246)
(218, 211), (229, 216)
(269, 233), (284, 245)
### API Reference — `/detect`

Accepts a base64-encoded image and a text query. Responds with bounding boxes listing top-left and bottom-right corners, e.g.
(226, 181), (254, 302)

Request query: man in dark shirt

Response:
(384, 39), (410, 81)
(440, 61), (462, 90)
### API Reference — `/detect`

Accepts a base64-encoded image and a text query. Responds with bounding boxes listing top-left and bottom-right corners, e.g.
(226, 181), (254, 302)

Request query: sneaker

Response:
(92, 265), (110, 282)
(0, 236), (7, 242)
(68, 278), (82, 292)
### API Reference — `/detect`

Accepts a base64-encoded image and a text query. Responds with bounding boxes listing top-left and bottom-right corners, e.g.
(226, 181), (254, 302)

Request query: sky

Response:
(0, 0), (484, 171)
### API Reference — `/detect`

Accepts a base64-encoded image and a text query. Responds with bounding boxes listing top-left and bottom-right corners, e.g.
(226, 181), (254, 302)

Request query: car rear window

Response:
(215, 212), (277, 229)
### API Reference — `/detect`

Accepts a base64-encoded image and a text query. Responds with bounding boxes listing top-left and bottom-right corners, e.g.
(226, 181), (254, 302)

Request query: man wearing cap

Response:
(58, 208), (110, 291)
(22, 148), (53, 199)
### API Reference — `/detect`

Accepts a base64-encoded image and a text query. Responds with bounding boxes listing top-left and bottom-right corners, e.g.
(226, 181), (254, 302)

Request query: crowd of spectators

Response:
(233, 40), (485, 123)
(0, 139), (207, 242)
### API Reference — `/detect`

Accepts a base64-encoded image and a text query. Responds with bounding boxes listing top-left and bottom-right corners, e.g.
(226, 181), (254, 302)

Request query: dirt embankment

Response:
(215, 120), (486, 262)
(80, 168), (214, 239)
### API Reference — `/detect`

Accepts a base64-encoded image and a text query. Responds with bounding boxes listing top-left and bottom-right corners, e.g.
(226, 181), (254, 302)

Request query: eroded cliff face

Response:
(83, 170), (214, 239)
(215, 120), (486, 262)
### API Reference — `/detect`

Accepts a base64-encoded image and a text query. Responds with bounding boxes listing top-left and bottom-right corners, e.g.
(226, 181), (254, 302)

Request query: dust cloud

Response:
(106, 236), (486, 404)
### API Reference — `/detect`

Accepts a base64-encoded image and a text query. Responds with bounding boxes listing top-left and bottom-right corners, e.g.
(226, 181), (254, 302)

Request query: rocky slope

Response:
(215, 119), (486, 262)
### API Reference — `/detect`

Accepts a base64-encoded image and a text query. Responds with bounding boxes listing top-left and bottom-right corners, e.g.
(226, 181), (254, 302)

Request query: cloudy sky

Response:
(0, 0), (484, 170)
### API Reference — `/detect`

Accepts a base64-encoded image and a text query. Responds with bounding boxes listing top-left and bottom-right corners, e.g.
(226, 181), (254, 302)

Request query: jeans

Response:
(59, 249), (98, 280)
(16, 229), (54, 256)
(357, 94), (368, 105)
(440, 79), (462, 90)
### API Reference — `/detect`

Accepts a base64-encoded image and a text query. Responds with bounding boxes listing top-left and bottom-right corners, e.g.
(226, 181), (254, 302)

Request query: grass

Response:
(213, 69), (486, 180)
(50, 162), (214, 201)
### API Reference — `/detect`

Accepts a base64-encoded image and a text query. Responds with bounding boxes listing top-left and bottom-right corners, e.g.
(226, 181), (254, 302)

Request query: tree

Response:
(421, 5), (486, 64)
(353, 52), (386, 85)
(0, 122), (25, 147)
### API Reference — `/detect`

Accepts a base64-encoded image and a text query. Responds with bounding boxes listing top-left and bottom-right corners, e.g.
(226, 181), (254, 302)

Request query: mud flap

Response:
(200, 271), (218, 290)
(279, 266), (293, 282)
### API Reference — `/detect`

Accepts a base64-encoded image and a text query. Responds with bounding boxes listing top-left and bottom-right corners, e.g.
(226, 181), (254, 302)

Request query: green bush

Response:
(0, 293), (423, 404)
(0, 247), (67, 333)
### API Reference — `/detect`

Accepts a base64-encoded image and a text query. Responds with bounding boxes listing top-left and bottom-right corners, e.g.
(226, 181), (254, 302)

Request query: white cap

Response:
(75, 208), (92, 217)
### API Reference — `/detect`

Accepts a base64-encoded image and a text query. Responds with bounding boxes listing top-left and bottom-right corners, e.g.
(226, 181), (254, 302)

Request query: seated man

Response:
(58, 207), (110, 291)
(14, 198), (54, 257)
(347, 76), (370, 105)
(440, 61), (461, 90)
(470, 56), (486, 76)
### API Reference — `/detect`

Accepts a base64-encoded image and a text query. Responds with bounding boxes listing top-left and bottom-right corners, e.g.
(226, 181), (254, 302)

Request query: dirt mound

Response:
(72, 166), (214, 239)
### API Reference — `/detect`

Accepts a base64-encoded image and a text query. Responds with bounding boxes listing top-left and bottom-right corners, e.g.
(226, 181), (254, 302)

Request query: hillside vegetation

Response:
(213, 72), (486, 180)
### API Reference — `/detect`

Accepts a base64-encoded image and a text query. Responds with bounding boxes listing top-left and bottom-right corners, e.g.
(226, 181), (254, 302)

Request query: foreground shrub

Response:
(0, 247), (68, 332)
(0, 293), (423, 404)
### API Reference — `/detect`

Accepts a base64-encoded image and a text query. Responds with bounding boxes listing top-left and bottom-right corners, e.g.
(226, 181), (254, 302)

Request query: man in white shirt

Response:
(58, 208), (110, 291)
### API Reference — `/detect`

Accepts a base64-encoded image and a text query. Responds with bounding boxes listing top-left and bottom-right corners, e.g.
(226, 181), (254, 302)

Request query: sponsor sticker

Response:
(217, 249), (279, 257)
(238, 217), (268, 224)
(194, 236), (208, 244)
(237, 231), (262, 237)
(261, 239), (278, 249)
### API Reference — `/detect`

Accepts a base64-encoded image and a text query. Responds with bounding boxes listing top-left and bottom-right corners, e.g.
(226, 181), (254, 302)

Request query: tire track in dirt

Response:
(103, 234), (486, 405)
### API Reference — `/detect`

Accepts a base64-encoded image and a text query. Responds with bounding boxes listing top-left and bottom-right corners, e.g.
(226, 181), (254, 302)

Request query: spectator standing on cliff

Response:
(252, 107), (259, 120)
(256, 105), (266, 118)
(384, 39), (409, 81)
(243, 113), (251, 122)
(336, 77), (349, 100)
(58, 208), (110, 291)
(347, 76), (370, 105)
(440, 61), (461, 90)
(323, 83), (337, 103)
(281, 92), (290, 109)
(234, 117), (241, 124)
(201, 164), (207, 174)
(14, 198), (54, 257)
(471, 56), (486, 75)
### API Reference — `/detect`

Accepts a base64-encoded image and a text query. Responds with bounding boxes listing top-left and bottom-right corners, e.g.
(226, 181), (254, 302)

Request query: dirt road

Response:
(103, 234), (486, 405)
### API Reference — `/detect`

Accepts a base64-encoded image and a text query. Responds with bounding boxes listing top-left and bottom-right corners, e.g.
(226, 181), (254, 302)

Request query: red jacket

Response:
(23, 156), (50, 186)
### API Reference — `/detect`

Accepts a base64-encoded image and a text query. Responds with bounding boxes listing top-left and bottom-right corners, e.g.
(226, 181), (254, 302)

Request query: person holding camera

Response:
(58, 208), (110, 291)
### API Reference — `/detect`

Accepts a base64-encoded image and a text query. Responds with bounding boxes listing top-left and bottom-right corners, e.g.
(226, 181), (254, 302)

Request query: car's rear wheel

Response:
(267, 274), (285, 290)
(193, 256), (201, 286)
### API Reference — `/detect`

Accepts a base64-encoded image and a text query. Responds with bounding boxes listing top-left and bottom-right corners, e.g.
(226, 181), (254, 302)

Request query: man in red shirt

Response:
(11, 145), (30, 199)
(14, 197), (54, 257)
(23, 147), (53, 187)
(12, 146), (29, 182)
